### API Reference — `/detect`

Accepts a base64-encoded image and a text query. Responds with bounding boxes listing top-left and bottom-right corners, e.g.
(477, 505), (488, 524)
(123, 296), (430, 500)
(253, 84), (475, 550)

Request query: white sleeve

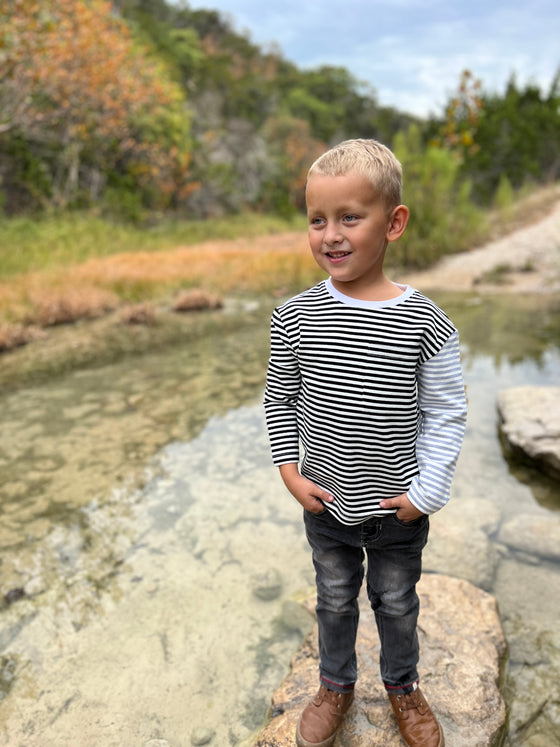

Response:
(407, 330), (467, 514)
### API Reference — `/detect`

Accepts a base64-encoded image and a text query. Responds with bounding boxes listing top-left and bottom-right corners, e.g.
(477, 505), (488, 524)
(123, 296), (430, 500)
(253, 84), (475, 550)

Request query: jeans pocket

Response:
(304, 505), (328, 518)
(391, 512), (426, 527)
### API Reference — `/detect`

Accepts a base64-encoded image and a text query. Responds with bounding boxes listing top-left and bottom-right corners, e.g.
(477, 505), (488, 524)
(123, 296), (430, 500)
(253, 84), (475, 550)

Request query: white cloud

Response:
(185, 0), (560, 117)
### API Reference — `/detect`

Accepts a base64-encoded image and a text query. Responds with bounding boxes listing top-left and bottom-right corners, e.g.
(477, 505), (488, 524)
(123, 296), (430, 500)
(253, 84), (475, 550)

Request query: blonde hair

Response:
(307, 138), (403, 210)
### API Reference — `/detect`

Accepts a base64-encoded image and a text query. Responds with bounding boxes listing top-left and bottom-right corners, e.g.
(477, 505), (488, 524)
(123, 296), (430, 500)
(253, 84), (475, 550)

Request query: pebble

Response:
(190, 727), (215, 745)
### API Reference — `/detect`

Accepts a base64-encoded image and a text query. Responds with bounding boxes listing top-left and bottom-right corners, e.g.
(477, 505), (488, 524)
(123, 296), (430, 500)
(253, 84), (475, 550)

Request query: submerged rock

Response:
(251, 568), (283, 601)
(423, 521), (498, 591)
(280, 598), (315, 634)
(254, 574), (507, 746)
(497, 386), (560, 479)
(423, 496), (502, 591)
(498, 513), (560, 562)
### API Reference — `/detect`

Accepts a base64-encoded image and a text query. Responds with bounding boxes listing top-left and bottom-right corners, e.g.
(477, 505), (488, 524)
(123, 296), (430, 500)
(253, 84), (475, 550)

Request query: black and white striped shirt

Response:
(264, 279), (467, 525)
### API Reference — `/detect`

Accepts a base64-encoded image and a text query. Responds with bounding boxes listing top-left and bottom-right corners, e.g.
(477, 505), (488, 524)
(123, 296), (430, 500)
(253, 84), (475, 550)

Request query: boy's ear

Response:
(386, 205), (409, 242)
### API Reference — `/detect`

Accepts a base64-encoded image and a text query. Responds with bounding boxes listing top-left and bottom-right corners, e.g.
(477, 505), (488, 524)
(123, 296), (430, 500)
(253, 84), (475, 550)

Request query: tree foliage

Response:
(85, 0), (420, 216)
(459, 72), (560, 203)
(432, 69), (484, 156)
(0, 0), (192, 212)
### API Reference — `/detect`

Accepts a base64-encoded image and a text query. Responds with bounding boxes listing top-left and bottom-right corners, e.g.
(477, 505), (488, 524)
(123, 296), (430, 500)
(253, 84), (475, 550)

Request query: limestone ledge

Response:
(253, 574), (507, 747)
(498, 386), (560, 480)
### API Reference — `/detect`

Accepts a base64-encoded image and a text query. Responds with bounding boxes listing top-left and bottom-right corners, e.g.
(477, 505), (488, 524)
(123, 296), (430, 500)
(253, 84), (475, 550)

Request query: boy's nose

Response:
(324, 225), (343, 245)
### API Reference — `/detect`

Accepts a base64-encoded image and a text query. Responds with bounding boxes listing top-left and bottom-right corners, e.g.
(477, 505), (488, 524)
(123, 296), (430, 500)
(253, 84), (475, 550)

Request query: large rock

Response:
(254, 574), (506, 747)
(498, 513), (560, 562)
(497, 386), (560, 479)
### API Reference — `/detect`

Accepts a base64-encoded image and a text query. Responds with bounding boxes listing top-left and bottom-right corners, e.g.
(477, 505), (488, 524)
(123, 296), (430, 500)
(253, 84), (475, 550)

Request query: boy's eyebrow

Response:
(307, 203), (365, 213)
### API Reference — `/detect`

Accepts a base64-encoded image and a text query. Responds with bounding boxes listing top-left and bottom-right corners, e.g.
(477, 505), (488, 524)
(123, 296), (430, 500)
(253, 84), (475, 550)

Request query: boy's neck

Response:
(330, 274), (402, 302)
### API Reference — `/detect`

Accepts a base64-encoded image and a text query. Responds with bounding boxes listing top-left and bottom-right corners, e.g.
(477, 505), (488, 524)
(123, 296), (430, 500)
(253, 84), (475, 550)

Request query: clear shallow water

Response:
(0, 293), (559, 745)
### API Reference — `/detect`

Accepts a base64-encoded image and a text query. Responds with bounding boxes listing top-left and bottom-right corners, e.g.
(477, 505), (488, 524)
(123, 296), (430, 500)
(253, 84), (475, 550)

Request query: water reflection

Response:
(0, 293), (559, 745)
(439, 292), (560, 367)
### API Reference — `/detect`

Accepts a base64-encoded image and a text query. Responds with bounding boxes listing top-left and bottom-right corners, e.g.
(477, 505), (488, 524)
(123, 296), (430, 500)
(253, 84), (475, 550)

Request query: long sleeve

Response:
(263, 310), (301, 465)
(407, 330), (467, 514)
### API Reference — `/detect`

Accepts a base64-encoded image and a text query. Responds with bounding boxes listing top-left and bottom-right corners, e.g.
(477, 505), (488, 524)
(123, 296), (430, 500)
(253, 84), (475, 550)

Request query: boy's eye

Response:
(343, 214), (359, 223)
(310, 216), (325, 225)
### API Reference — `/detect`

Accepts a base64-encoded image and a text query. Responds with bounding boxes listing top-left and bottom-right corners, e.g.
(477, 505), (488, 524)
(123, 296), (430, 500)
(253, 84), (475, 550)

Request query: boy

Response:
(263, 139), (467, 747)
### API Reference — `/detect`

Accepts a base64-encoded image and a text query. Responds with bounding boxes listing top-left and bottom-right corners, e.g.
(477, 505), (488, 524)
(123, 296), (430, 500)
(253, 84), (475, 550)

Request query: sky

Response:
(185, 0), (560, 118)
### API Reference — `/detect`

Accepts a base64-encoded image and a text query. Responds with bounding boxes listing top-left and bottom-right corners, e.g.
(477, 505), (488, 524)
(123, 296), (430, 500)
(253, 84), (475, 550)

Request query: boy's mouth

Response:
(325, 251), (351, 261)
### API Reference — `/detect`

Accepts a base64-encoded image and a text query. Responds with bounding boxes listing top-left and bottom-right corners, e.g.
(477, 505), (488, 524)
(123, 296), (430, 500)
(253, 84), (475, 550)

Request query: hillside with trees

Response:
(1, 0), (559, 225)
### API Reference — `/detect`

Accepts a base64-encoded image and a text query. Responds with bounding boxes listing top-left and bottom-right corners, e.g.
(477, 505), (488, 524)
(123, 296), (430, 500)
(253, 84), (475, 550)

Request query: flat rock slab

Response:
(254, 574), (507, 747)
(497, 386), (560, 479)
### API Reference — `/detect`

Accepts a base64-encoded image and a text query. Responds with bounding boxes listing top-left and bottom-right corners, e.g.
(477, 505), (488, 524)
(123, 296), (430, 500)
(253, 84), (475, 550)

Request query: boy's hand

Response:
(380, 493), (424, 523)
(279, 463), (335, 514)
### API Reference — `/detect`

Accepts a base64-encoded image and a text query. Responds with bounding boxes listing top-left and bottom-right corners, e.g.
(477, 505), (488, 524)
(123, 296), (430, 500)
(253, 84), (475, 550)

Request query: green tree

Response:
(392, 125), (484, 267)
(460, 71), (560, 203)
(96, 0), (420, 216)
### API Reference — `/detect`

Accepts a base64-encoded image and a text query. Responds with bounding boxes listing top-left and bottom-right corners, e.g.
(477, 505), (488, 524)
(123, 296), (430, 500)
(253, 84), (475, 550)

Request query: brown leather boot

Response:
(296, 685), (354, 747)
(388, 688), (444, 746)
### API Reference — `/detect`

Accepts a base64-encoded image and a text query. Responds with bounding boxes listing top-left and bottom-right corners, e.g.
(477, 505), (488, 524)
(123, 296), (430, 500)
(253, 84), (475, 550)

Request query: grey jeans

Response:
(303, 508), (429, 695)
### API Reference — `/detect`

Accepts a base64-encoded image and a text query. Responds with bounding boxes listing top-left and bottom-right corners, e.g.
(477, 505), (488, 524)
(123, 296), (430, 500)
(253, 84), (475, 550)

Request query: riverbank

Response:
(399, 195), (560, 294)
(0, 297), (270, 391)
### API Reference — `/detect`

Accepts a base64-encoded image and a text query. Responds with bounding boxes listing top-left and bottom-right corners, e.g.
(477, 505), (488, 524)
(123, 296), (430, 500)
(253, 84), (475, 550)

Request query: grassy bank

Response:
(0, 212), (315, 353)
(0, 211), (307, 277)
(0, 228), (321, 336)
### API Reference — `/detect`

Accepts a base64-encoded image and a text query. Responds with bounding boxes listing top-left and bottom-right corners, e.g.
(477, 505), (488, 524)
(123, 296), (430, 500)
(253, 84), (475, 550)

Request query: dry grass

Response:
(0, 323), (46, 352)
(490, 182), (560, 236)
(71, 232), (315, 293)
(0, 230), (322, 351)
(24, 284), (119, 326)
(171, 289), (223, 312)
(117, 303), (158, 326)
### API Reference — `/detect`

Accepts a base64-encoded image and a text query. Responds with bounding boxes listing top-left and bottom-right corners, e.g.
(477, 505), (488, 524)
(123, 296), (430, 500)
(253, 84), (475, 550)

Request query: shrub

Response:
(391, 125), (486, 268)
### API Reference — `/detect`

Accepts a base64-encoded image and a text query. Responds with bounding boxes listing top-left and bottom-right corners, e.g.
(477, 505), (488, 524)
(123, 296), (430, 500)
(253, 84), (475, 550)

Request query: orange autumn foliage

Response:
(0, 0), (194, 207)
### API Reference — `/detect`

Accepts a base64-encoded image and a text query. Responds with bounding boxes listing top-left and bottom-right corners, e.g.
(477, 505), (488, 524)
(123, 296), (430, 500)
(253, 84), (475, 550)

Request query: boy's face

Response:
(306, 171), (406, 298)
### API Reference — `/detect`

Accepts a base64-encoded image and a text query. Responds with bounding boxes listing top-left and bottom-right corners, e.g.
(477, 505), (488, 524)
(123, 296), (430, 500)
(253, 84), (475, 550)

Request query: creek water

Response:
(0, 292), (559, 746)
